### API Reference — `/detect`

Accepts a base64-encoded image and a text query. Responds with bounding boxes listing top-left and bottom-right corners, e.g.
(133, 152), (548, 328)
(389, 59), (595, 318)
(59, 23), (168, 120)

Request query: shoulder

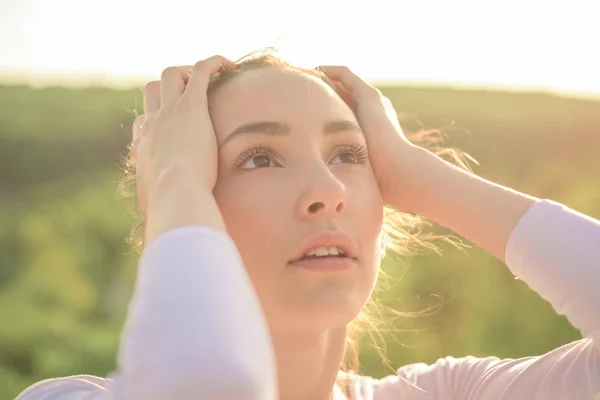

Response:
(351, 339), (597, 399)
(16, 375), (110, 400)
(345, 355), (522, 399)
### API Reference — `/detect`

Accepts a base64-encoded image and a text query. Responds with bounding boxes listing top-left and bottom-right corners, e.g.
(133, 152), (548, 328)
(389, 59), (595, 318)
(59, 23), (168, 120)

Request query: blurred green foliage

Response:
(0, 83), (598, 398)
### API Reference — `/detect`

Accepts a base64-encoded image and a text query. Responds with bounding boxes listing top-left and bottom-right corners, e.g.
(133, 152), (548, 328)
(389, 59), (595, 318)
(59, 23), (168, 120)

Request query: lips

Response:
(290, 231), (358, 263)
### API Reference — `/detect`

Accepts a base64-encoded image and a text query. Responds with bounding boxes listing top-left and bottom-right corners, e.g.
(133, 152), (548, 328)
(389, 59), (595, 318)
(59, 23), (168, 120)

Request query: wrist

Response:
(148, 165), (211, 203)
(145, 166), (226, 245)
(384, 144), (442, 216)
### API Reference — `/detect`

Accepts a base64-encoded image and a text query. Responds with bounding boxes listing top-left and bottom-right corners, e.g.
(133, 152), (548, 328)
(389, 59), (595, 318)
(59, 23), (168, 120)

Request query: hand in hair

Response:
(132, 55), (236, 244)
(318, 66), (421, 213)
(132, 56), (236, 211)
(320, 66), (537, 259)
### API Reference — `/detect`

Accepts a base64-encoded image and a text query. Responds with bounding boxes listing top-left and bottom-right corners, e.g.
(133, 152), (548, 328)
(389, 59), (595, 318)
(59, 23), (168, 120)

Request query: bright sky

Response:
(1, 0), (599, 97)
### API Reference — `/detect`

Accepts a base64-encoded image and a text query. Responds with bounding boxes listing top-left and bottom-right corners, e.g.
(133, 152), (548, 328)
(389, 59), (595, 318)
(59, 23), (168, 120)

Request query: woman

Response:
(17, 52), (600, 399)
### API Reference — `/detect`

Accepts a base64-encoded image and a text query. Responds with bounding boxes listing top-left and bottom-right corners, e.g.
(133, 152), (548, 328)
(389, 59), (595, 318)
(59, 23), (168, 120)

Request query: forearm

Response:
(145, 165), (226, 245)
(115, 167), (276, 399)
(394, 146), (538, 261)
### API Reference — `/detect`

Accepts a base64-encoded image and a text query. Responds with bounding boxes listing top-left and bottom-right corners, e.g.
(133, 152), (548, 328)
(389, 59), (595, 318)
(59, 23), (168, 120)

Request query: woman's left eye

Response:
(330, 143), (369, 165)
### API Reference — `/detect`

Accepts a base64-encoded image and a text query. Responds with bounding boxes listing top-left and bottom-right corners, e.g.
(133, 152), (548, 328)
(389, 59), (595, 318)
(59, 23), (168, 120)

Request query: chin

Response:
(252, 256), (380, 332)
(270, 285), (370, 331)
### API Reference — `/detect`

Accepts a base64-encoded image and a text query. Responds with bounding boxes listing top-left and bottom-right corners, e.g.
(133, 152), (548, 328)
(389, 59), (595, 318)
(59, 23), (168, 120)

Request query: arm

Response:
(373, 150), (600, 399)
(371, 199), (600, 399)
(392, 146), (600, 341)
(110, 175), (277, 400)
(15, 177), (277, 400)
(319, 65), (599, 398)
(320, 65), (537, 262)
(112, 57), (277, 399)
(16, 57), (277, 399)
(391, 145), (538, 261)
(144, 166), (228, 242)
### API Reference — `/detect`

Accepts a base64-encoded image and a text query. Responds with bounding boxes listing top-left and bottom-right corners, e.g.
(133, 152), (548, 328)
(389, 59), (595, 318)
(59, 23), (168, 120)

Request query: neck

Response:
(270, 325), (349, 400)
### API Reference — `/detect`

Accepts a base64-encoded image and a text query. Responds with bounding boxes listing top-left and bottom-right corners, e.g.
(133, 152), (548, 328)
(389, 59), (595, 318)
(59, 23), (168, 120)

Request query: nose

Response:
(296, 166), (347, 220)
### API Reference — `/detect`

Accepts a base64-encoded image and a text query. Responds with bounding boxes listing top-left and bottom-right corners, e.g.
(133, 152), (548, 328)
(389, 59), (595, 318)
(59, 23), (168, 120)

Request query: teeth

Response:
(315, 247), (329, 256)
(304, 246), (345, 258)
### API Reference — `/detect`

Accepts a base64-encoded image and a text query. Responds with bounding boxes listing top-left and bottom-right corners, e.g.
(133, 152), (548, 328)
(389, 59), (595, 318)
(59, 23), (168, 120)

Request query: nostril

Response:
(307, 202), (345, 214)
(308, 202), (324, 213)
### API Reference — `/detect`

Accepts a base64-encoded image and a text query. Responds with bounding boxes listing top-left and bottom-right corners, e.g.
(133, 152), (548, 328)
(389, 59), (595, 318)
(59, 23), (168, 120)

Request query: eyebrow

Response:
(219, 119), (364, 148)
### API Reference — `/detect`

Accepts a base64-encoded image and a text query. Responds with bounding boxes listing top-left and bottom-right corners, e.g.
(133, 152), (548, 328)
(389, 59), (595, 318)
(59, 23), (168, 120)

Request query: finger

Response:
(131, 115), (146, 159)
(160, 65), (193, 107)
(183, 55), (236, 103)
(143, 81), (161, 115)
(332, 79), (354, 108)
(132, 115), (145, 142)
(318, 65), (373, 95)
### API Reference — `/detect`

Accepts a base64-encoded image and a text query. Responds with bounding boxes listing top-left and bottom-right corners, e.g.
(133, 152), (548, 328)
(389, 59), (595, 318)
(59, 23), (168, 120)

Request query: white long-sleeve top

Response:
(16, 200), (600, 399)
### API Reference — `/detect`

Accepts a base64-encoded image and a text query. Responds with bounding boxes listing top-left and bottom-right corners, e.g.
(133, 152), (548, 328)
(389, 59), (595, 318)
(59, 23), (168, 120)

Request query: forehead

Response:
(208, 68), (356, 138)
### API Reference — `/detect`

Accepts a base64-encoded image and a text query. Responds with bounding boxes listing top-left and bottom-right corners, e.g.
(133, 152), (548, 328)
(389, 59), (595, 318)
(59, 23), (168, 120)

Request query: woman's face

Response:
(210, 68), (383, 331)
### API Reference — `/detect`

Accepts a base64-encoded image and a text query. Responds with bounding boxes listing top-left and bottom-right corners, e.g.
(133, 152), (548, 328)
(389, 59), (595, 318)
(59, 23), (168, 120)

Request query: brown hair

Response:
(120, 47), (474, 376)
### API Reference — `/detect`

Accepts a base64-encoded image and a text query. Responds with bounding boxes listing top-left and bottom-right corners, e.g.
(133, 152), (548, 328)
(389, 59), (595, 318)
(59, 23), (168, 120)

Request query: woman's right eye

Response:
(237, 146), (281, 170)
(240, 155), (273, 169)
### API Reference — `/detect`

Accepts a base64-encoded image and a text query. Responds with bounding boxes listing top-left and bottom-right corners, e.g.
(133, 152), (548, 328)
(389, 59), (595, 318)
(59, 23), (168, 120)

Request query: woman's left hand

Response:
(319, 65), (423, 213)
(321, 66), (538, 259)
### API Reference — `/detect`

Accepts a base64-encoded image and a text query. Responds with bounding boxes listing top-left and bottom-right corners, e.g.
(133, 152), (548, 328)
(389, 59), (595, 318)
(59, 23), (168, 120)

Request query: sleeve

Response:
(14, 375), (109, 400)
(15, 226), (277, 400)
(371, 200), (600, 400)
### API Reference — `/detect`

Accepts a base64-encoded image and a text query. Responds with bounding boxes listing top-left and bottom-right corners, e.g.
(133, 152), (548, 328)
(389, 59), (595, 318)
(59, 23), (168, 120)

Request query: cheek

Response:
(213, 173), (297, 320)
(346, 174), (384, 233)
(213, 173), (291, 264)
(345, 174), (384, 278)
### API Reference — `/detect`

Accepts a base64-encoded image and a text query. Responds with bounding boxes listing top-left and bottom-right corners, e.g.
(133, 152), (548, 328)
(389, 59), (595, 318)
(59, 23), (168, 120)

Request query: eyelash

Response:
(235, 142), (370, 168)
(235, 145), (281, 168)
(336, 142), (370, 165)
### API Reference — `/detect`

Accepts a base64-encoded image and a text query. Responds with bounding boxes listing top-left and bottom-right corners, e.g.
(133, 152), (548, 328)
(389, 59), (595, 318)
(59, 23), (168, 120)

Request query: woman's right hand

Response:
(132, 55), (236, 214)
(132, 55), (236, 244)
